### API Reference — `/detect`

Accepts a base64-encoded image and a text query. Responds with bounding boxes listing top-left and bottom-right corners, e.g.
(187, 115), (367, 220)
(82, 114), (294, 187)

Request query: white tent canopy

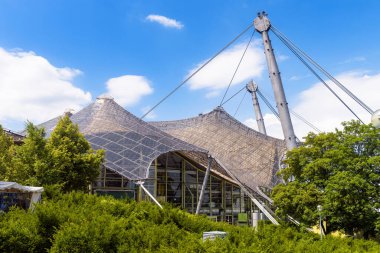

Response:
(0, 181), (44, 210)
(0, 181), (44, 193)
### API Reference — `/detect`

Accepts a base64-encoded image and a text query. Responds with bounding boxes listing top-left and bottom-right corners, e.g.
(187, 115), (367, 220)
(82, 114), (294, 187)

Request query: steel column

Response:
(196, 155), (212, 215)
(137, 181), (163, 209)
(246, 81), (267, 135)
(254, 12), (297, 150)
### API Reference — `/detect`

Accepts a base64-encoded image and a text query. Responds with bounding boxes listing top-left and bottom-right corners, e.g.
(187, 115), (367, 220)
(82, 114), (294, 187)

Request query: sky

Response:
(0, 0), (379, 140)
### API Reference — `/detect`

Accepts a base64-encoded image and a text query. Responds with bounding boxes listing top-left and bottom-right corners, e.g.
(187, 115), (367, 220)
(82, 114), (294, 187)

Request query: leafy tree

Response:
(44, 115), (104, 192)
(0, 125), (14, 180)
(1, 117), (104, 193)
(7, 122), (49, 185)
(273, 120), (380, 237)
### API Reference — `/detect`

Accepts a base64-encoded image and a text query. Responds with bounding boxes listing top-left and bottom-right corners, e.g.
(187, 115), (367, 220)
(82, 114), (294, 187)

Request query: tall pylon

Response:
(254, 11), (297, 150)
(246, 80), (267, 135)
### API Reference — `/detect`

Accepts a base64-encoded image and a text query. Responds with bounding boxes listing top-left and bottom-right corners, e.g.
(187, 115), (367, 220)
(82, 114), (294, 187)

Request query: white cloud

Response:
(146, 14), (184, 29)
(244, 118), (257, 130)
(0, 48), (91, 129)
(291, 71), (379, 138)
(289, 74), (310, 81)
(277, 54), (289, 62)
(244, 113), (284, 139)
(244, 71), (380, 140)
(105, 75), (153, 107)
(339, 56), (366, 64)
(205, 90), (221, 98)
(187, 40), (265, 93)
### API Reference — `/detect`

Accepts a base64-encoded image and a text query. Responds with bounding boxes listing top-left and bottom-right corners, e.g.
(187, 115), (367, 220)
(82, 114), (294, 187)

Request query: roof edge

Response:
(151, 106), (285, 144)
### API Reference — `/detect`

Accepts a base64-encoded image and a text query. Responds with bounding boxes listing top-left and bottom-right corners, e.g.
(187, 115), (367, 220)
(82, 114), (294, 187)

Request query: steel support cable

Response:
(257, 89), (302, 144)
(271, 29), (365, 124)
(220, 85), (246, 106)
(258, 81), (322, 133)
(256, 89), (280, 119)
(233, 90), (248, 117)
(290, 111), (322, 133)
(271, 25), (374, 115)
(140, 23), (254, 119)
(258, 88), (321, 133)
(220, 29), (256, 106)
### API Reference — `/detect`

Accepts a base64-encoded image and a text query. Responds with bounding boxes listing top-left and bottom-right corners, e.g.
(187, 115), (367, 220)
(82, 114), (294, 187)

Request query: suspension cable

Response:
(256, 89), (280, 120)
(257, 89), (321, 134)
(220, 30), (256, 106)
(140, 23), (254, 119)
(271, 28), (365, 124)
(271, 25), (374, 115)
(258, 88), (321, 133)
(234, 90), (248, 117)
(290, 111), (321, 133)
(220, 85), (246, 106)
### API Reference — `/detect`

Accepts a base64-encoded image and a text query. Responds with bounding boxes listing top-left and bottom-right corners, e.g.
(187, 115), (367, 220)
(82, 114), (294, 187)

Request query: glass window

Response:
(144, 179), (155, 196)
(167, 169), (181, 182)
(196, 169), (209, 213)
(211, 176), (222, 216)
(147, 165), (155, 180)
(166, 153), (182, 168)
(93, 167), (136, 196)
(232, 186), (241, 216)
(184, 162), (197, 213)
(243, 194), (251, 213)
(96, 190), (135, 200)
(157, 183), (166, 197)
(155, 152), (184, 207)
(225, 183), (232, 213)
(105, 180), (122, 188)
(147, 152), (246, 221)
(167, 181), (181, 206)
(104, 169), (122, 188)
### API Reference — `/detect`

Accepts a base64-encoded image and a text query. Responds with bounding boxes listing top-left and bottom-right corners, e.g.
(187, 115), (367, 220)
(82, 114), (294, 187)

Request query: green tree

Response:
(273, 120), (380, 237)
(7, 122), (49, 185)
(1, 117), (104, 193)
(0, 125), (14, 180)
(44, 115), (104, 192)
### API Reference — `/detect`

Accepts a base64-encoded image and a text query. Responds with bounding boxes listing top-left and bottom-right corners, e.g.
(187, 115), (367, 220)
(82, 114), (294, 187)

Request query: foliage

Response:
(273, 121), (380, 237)
(0, 125), (14, 179)
(5, 122), (49, 185)
(0, 117), (104, 192)
(44, 115), (104, 192)
(0, 192), (379, 252)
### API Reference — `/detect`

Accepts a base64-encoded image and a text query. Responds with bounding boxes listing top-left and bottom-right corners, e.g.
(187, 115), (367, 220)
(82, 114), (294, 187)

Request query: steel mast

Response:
(246, 80), (267, 135)
(254, 12), (297, 150)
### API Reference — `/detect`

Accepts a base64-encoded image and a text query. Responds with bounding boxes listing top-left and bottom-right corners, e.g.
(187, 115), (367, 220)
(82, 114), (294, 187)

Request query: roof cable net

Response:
(152, 107), (287, 190)
(37, 97), (207, 180)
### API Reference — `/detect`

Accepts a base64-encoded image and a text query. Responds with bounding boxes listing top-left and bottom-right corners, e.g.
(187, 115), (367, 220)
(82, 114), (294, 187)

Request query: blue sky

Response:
(0, 0), (379, 138)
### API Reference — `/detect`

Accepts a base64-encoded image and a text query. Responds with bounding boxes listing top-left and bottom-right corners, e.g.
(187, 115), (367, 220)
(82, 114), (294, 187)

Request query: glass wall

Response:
(93, 152), (254, 224)
(184, 162), (197, 213)
(93, 165), (136, 199)
(152, 152), (253, 224)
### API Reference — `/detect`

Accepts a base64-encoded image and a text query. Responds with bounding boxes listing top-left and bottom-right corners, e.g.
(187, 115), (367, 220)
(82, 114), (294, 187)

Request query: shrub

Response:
(0, 192), (379, 252)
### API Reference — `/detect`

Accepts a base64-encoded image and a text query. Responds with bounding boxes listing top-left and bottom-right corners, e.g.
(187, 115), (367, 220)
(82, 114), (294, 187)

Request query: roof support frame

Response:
(196, 155), (212, 215)
(136, 181), (163, 209)
(211, 157), (280, 225)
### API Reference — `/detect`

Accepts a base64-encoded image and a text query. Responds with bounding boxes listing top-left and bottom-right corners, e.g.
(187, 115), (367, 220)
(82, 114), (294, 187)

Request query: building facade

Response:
(93, 151), (255, 224)
(38, 96), (285, 225)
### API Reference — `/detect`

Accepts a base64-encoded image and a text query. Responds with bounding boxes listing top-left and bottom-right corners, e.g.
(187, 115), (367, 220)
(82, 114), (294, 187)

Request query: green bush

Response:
(0, 192), (378, 252)
(0, 208), (46, 252)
